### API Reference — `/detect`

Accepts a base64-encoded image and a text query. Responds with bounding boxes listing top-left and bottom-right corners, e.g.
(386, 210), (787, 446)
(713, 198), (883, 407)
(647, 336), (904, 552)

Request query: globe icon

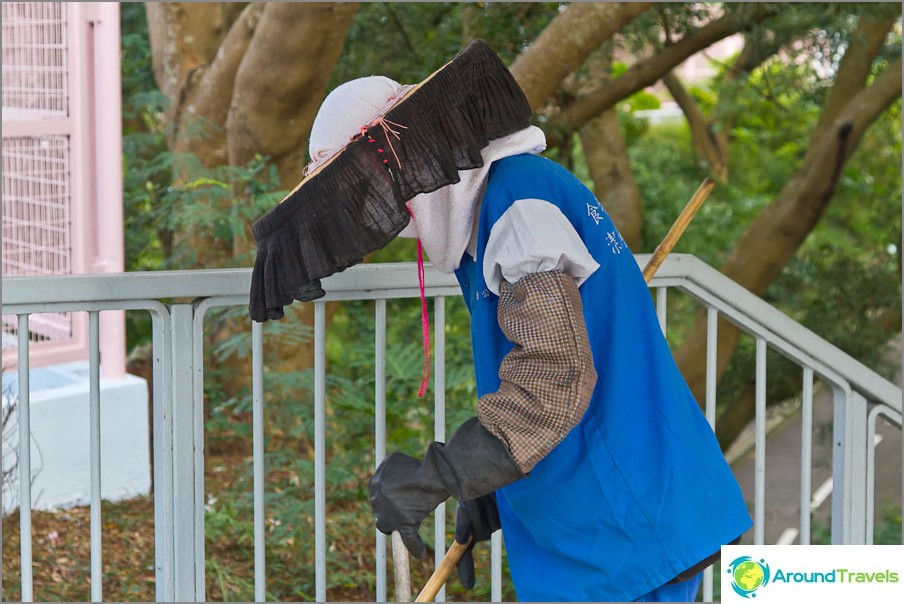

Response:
(733, 560), (765, 592)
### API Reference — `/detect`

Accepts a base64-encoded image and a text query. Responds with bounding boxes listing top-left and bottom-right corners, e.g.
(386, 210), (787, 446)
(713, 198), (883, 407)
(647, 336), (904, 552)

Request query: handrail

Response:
(3, 254), (899, 410)
(1, 263), (460, 304)
(649, 255), (901, 411)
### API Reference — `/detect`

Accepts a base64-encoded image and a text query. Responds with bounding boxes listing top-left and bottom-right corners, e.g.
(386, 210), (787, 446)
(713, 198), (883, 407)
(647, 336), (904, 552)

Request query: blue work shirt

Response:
(454, 154), (752, 601)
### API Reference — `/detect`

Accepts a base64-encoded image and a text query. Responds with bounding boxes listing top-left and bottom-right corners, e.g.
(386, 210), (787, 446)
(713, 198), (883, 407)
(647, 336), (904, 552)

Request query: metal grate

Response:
(1, 136), (71, 276)
(2, 135), (73, 343)
(1, 1), (68, 116)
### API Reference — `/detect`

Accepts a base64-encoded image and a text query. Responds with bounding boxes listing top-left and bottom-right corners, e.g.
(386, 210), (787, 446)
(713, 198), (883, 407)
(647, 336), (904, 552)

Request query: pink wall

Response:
(2, 2), (125, 378)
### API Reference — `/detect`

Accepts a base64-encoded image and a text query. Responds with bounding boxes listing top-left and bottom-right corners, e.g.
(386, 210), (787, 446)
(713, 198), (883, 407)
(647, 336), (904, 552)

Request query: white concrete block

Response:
(2, 361), (151, 512)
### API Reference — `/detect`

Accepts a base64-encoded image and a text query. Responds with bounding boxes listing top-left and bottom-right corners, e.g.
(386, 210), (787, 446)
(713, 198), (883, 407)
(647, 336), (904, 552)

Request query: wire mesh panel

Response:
(1, 136), (71, 277)
(1, 1), (69, 117)
(1, 3), (80, 355)
(1, 136), (74, 345)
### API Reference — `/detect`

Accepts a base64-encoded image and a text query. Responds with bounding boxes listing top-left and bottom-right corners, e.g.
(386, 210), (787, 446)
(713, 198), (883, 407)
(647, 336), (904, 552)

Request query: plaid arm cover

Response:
(477, 270), (597, 473)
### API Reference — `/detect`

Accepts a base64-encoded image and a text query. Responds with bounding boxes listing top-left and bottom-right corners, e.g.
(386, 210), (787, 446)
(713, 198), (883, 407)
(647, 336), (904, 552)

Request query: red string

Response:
(408, 206), (431, 398)
(374, 117), (407, 169)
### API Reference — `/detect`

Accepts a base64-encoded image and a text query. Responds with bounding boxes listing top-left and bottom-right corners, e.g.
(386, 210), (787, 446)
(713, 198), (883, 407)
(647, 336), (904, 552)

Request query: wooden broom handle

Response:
(414, 179), (714, 602)
(642, 177), (714, 283)
(414, 538), (472, 602)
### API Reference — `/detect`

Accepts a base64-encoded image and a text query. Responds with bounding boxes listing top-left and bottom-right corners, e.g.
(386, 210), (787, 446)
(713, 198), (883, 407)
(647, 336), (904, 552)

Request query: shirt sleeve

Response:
(482, 198), (600, 296)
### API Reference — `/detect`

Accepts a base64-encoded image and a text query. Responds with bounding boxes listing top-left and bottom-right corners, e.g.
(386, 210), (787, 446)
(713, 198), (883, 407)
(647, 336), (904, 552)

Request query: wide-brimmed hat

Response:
(249, 39), (533, 322)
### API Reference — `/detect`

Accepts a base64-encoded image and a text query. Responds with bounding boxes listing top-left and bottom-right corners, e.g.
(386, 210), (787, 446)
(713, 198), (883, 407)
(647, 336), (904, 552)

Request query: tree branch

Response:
(509, 2), (654, 110)
(826, 54), (902, 169)
(669, 12), (835, 183)
(662, 30), (778, 183)
(662, 71), (728, 181)
(813, 5), (901, 141)
(545, 5), (775, 145)
(725, 53), (902, 300)
(219, 2), (249, 30)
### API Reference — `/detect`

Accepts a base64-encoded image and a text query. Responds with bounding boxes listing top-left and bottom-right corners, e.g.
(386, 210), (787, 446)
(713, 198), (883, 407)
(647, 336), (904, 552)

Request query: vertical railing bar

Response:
(17, 314), (33, 602)
(314, 302), (327, 602)
(491, 531), (502, 602)
(170, 306), (197, 599)
(655, 287), (667, 335)
(705, 307), (718, 429)
(252, 321), (266, 601)
(168, 308), (186, 600)
(800, 367), (814, 545)
(433, 296), (447, 603)
(870, 407), (902, 544)
(866, 408), (878, 545)
(151, 309), (175, 601)
(88, 311), (102, 602)
(374, 299), (388, 603)
(703, 307), (717, 602)
(191, 306), (207, 601)
(0, 317), (3, 597)
(754, 337), (767, 545)
(830, 384), (849, 544)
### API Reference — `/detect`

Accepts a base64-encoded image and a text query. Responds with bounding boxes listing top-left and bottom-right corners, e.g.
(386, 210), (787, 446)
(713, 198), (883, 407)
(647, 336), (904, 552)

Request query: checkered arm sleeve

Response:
(476, 270), (597, 473)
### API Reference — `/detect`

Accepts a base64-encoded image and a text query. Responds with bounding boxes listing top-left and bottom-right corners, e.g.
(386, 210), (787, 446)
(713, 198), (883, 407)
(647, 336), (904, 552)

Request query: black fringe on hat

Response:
(249, 39), (532, 322)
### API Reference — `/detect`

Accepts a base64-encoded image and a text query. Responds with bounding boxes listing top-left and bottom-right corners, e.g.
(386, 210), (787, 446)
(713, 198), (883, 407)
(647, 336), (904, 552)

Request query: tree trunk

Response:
(146, 2), (240, 158)
(580, 109), (645, 250)
(147, 0), (359, 268)
(226, 3), (360, 192)
(147, 1), (359, 248)
(145, 1), (360, 399)
(675, 50), (902, 447)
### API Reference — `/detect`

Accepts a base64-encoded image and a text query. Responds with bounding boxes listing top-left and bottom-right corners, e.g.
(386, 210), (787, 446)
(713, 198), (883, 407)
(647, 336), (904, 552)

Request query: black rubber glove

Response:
(454, 492), (501, 589)
(369, 418), (524, 558)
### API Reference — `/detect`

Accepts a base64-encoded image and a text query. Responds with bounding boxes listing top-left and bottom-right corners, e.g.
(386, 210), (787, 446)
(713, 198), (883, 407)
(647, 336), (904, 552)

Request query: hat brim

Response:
(250, 39), (532, 322)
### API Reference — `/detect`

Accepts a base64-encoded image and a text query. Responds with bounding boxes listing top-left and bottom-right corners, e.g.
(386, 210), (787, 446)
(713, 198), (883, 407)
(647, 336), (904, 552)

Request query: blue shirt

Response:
(454, 154), (752, 601)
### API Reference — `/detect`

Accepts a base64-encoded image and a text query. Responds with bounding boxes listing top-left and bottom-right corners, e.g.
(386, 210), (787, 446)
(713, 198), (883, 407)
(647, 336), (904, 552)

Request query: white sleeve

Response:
(483, 198), (600, 296)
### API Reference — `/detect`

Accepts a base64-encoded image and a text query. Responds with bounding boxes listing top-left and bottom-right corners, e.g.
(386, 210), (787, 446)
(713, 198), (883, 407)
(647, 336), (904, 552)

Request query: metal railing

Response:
(1, 254), (901, 602)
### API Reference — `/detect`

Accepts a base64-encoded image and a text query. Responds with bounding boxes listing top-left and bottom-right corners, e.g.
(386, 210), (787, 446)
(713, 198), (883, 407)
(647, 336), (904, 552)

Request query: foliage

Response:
(331, 3), (559, 89)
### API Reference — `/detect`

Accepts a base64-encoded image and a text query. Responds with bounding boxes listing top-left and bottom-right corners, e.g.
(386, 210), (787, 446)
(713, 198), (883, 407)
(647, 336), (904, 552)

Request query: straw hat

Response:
(249, 40), (532, 322)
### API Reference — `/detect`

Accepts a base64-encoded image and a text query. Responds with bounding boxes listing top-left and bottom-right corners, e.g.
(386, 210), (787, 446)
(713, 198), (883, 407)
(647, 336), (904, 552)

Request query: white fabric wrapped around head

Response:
(399, 125), (547, 273)
(307, 76), (413, 174)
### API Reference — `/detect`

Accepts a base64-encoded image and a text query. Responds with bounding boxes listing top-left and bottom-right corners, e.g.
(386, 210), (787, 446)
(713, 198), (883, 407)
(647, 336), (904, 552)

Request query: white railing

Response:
(1, 255), (901, 602)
